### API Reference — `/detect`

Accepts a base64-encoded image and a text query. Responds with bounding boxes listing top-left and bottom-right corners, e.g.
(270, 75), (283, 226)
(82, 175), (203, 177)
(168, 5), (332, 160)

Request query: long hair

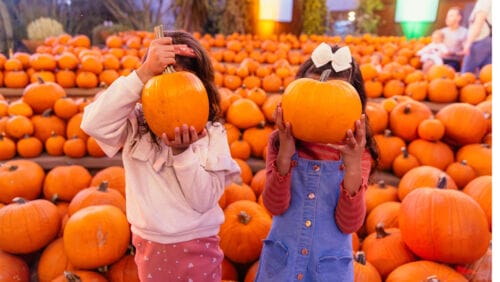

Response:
(164, 30), (221, 122)
(138, 30), (222, 146)
(295, 44), (379, 169)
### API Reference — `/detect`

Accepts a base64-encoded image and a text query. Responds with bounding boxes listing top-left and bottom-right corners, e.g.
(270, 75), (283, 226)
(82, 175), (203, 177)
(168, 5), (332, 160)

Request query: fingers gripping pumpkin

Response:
(141, 67), (209, 140)
(281, 69), (362, 143)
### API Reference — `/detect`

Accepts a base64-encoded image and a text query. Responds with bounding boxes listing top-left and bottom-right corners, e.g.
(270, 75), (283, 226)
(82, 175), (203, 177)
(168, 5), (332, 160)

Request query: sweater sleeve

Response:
(172, 123), (241, 213)
(81, 72), (144, 157)
(262, 130), (293, 215)
(334, 150), (372, 234)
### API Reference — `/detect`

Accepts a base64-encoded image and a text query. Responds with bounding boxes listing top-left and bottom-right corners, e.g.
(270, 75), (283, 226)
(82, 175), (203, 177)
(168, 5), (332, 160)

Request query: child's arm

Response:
(262, 131), (293, 215)
(335, 151), (371, 234)
(81, 72), (143, 156)
(171, 124), (241, 213)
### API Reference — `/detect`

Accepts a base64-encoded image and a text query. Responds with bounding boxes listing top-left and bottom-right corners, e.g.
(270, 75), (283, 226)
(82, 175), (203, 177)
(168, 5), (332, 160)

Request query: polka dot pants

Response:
(132, 234), (223, 282)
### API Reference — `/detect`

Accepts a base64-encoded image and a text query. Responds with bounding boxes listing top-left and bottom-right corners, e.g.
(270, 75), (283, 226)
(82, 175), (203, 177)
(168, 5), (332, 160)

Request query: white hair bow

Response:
(311, 42), (352, 72)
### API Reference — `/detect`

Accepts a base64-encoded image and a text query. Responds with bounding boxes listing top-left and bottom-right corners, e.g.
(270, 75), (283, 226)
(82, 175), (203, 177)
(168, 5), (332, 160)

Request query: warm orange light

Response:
(257, 20), (276, 38)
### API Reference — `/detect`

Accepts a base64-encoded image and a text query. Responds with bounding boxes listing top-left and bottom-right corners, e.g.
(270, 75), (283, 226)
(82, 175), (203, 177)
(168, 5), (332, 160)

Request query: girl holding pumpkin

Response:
(81, 30), (240, 282)
(255, 42), (378, 282)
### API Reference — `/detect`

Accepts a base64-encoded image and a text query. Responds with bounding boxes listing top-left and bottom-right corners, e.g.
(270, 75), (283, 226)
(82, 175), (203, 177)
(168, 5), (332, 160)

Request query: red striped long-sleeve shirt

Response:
(262, 130), (371, 234)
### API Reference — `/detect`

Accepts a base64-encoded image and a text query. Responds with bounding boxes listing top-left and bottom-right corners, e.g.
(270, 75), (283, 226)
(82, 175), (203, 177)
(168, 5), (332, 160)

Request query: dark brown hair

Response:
(138, 30), (222, 145)
(164, 30), (221, 122)
(296, 44), (379, 169)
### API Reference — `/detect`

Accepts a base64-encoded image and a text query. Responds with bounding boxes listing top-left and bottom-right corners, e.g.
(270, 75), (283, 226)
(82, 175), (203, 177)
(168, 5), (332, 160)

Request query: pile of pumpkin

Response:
(0, 31), (492, 107)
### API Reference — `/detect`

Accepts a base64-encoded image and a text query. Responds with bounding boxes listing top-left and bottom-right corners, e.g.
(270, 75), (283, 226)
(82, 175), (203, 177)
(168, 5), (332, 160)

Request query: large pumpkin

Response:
(0, 198), (60, 254)
(141, 70), (209, 139)
(281, 72), (362, 144)
(63, 205), (130, 269)
(399, 188), (490, 264)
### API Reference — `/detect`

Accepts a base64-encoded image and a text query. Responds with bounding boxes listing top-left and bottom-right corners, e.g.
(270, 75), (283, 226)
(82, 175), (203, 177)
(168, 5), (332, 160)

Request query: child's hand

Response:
(136, 37), (177, 83)
(327, 114), (367, 170)
(162, 124), (207, 155)
(273, 103), (295, 175)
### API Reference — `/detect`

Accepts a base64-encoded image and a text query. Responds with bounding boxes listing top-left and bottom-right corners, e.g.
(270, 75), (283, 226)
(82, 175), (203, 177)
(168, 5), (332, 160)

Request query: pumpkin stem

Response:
(238, 210), (252, 225)
(7, 164), (18, 171)
(42, 108), (53, 117)
(401, 147), (409, 158)
(128, 244), (136, 256)
(51, 194), (60, 203)
(98, 181), (109, 192)
(436, 175), (447, 189)
(403, 103), (411, 114)
(36, 76), (45, 84)
(97, 265), (109, 273)
(375, 222), (390, 238)
(481, 143), (491, 149)
(319, 69), (332, 82)
(12, 197), (28, 204)
(377, 180), (386, 188)
(460, 159), (468, 166)
(63, 271), (82, 282)
(383, 129), (392, 137)
(426, 275), (440, 282)
(354, 251), (367, 265)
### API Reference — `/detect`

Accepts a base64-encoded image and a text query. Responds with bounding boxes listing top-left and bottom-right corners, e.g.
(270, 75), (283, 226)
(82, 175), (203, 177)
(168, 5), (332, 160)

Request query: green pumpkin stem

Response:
(238, 211), (251, 225)
(375, 222), (390, 239)
(319, 69), (332, 82)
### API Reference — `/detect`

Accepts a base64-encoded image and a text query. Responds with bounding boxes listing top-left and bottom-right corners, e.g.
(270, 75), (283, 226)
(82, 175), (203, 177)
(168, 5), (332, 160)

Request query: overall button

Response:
(312, 164), (320, 171)
(307, 192), (315, 199)
(305, 220), (312, 227)
(297, 273), (304, 280)
(301, 248), (309, 255)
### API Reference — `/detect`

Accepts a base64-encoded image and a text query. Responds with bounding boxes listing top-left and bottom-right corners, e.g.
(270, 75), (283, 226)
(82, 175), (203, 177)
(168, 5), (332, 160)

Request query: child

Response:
(255, 43), (379, 282)
(417, 30), (450, 72)
(81, 30), (240, 281)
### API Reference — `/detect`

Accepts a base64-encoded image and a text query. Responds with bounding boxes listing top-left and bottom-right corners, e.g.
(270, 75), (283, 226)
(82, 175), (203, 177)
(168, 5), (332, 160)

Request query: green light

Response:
(395, 0), (439, 38)
(401, 22), (433, 39)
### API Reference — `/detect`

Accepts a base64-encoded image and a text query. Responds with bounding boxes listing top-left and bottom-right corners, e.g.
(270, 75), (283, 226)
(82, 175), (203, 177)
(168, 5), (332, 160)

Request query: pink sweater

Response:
(262, 130), (371, 234)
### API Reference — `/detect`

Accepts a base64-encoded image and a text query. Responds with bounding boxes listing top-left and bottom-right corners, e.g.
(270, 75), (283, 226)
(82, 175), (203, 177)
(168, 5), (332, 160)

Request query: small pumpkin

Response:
(67, 181), (126, 216)
(22, 77), (66, 114)
(37, 238), (75, 282)
(0, 250), (30, 282)
(281, 70), (362, 143)
(0, 160), (45, 203)
(353, 251), (382, 282)
(141, 68), (209, 139)
(386, 261), (467, 282)
(0, 134), (16, 160)
(219, 200), (272, 263)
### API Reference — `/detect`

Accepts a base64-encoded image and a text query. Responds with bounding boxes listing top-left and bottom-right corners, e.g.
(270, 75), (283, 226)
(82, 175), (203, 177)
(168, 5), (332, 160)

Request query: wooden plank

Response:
(11, 153), (123, 170)
(1, 87), (103, 98)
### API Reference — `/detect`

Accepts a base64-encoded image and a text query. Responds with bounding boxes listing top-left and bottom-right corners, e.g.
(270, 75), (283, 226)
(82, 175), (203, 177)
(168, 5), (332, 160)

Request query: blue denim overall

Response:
(255, 154), (354, 282)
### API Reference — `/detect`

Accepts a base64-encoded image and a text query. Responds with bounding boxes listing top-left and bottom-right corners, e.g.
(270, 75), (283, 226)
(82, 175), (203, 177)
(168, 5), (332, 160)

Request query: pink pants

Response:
(132, 234), (223, 282)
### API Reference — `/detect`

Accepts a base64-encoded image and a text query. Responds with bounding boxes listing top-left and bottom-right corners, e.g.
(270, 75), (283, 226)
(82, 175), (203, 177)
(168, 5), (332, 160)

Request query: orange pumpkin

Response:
(386, 261), (467, 282)
(361, 224), (416, 278)
(353, 251), (382, 282)
(281, 72), (362, 143)
(219, 200), (272, 263)
(0, 160), (45, 203)
(63, 205), (130, 269)
(399, 188), (489, 264)
(91, 166), (126, 197)
(0, 250), (30, 282)
(0, 198), (60, 254)
(141, 70), (209, 139)
(22, 77), (66, 114)
(398, 165), (457, 201)
(462, 176), (491, 231)
(37, 238), (75, 282)
(68, 181), (126, 216)
(43, 165), (92, 202)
